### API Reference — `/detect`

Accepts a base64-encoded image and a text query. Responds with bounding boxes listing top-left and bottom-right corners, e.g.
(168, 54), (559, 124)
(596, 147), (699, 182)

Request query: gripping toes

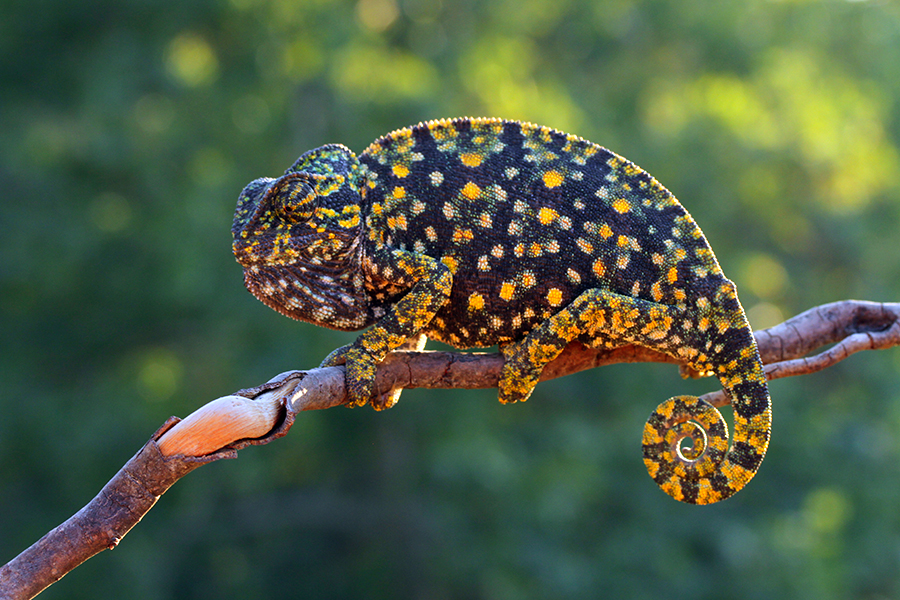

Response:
(344, 352), (379, 408)
(497, 342), (544, 404)
(321, 344), (377, 408)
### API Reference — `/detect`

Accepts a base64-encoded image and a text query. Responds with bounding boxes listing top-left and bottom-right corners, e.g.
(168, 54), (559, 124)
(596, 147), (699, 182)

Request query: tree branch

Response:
(2, 299), (898, 599)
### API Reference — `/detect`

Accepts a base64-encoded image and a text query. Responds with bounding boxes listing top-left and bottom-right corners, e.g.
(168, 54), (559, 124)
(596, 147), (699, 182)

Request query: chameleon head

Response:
(231, 170), (371, 330)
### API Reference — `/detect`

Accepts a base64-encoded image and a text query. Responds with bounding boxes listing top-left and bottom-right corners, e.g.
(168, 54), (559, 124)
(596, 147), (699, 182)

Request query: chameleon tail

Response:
(641, 326), (772, 504)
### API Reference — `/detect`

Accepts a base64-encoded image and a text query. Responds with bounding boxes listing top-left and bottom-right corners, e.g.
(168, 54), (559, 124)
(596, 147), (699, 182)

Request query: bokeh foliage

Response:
(3, 0), (900, 598)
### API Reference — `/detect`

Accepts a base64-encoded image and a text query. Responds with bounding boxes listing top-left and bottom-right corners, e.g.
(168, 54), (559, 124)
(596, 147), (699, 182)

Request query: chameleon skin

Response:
(232, 117), (772, 504)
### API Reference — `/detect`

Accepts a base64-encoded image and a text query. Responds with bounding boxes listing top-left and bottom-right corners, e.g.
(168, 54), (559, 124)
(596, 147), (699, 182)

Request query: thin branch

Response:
(2, 299), (899, 600)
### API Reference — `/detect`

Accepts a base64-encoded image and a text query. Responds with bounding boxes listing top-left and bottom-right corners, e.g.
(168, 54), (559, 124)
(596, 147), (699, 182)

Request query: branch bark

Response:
(2, 300), (898, 600)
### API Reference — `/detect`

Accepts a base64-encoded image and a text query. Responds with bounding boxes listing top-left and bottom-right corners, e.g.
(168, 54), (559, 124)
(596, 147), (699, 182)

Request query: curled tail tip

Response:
(642, 392), (770, 505)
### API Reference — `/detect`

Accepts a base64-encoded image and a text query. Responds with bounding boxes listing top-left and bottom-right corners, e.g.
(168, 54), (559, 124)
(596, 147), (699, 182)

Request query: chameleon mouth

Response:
(232, 226), (357, 269)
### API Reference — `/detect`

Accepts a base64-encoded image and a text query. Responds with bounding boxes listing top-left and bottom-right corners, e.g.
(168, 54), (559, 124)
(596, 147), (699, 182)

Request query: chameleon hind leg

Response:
(500, 286), (769, 504)
(498, 288), (680, 404)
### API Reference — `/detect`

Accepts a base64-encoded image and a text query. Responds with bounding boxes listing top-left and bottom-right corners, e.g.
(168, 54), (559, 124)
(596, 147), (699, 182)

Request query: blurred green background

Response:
(3, 0), (900, 598)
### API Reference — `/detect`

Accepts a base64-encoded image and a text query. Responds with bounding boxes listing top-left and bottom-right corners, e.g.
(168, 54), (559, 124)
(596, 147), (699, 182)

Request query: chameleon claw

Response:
(320, 344), (352, 368)
(497, 359), (542, 404)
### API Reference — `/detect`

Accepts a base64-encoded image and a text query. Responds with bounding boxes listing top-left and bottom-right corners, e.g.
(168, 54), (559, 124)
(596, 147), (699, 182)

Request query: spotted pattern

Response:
(231, 118), (772, 504)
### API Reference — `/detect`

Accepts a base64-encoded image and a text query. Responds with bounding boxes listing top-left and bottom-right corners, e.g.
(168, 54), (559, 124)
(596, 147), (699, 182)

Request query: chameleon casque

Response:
(232, 117), (772, 504)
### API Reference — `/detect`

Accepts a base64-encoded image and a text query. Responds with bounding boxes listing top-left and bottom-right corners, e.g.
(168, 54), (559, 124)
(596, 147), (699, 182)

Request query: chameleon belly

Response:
(232, 117), (772, 504)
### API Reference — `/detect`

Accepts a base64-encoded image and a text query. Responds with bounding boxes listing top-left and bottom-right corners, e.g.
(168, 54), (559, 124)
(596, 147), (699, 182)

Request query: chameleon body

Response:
(232, 117), (772, 504)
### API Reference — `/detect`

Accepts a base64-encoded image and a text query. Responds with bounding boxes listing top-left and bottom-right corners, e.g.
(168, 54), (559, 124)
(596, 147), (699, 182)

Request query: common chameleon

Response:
(231, 117), (772, 504)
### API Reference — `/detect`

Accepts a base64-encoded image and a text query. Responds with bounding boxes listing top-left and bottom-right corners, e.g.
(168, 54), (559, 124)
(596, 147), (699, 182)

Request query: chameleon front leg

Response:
(321, 249), (451, 409)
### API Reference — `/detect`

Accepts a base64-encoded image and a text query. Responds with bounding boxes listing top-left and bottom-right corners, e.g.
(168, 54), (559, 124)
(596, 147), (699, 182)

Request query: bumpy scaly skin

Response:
(232, 117), (772, 504)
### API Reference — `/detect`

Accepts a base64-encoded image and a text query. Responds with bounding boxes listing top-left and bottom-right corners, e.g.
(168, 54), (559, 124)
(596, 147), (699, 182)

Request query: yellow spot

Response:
(612, 198), (631, 213)
(429, 121), (457, 140)
(338, 214), (360, 228)
(543, 170), (564, 188)
(538, 206), (558, 225)
(468, 292), (485, 311)
(547, 288), (563, 306)
(651, 281), (663, 301)
(528, 242), (542, 257)
(479, 213), (493, 228)
(460, 152), (483, 167)
(668, 267), (678, 284)
(500, 282), (515, 301)
(592, 258), (606, 278)
(392, 164), (409, 178)
(461, 181), (481, 200)
(452, 227), (474, 243)
(425, 226), (437, 241)
(522, 271), (536, 288)
(441, 256), (459, 273)
(599, 223), (613, 239)
(392, 186), (406, 199)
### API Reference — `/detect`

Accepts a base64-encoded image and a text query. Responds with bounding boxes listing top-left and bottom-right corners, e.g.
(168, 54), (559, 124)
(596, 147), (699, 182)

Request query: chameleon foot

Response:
(321, 344), (377, 408)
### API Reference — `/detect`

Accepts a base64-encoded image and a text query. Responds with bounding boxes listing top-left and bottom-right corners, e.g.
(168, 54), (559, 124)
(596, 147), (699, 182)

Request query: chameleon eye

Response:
(267, 173), (318, 223)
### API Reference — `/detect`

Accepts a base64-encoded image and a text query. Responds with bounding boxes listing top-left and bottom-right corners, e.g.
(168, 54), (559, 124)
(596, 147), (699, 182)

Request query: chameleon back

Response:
(359, 118), (725, 350)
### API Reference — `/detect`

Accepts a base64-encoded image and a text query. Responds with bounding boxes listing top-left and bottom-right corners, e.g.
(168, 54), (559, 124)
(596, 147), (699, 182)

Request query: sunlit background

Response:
(3, 0), (900, 598)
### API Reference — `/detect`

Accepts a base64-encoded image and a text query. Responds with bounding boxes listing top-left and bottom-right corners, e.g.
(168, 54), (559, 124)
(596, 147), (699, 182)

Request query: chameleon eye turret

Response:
(232, 118), (772, 504)
(266, 173), (318, 224)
